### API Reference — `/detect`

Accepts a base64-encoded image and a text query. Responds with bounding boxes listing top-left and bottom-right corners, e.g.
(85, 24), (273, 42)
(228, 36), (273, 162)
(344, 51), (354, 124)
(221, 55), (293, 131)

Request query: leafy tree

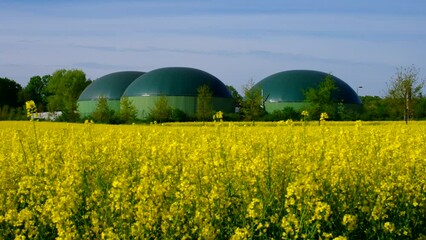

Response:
(264, 107), (300, 121)
(358, 95), (413, 121)
(360, 96), (383, 120)
(413, 96), (426, 119)
(22, 75), (51, 111)
(381, 97), (403, 120)
(0, 105), (26, 120)
(241, 79), (264, 122)
(226, 85), (243, 110)
(150, 96), (172, 123)
(46, 69), (91, 121)
(386, 65), (424, 123)
(91, 96), (114, 123)
(0, 77), (23, 108)
(196, 84), (213, 121)
(170, 108), (188, 122)
(0, 105), (11, 120)
(304, 74), (337, 119)
(119, 97), (138, 124)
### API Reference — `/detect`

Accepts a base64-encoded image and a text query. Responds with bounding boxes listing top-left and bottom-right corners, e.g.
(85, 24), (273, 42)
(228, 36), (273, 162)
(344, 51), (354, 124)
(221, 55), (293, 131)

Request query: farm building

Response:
(122, 67), (234, 119)
(77, 67), (234, 119)
(77, 71), (145, 117)
(253, 70), (362, 113)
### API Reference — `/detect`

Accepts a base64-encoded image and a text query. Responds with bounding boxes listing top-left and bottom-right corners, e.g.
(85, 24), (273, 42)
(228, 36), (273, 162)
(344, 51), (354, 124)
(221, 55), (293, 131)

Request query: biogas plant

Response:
(77, 67), (362, 119)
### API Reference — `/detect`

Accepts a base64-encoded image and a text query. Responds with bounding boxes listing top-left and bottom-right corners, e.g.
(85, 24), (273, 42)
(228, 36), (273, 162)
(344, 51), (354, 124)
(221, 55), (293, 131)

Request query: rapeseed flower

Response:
(213, 111), (223, 122)
(320, 112), (329, 121)
(1, 121), (425, 239)
(342, 214), (357, 231)
(384, 222), (395, 233)
(25, 100), (37, 119)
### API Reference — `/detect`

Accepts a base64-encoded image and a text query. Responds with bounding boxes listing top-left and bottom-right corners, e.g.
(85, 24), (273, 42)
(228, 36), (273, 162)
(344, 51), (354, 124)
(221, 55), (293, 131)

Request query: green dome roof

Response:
(122, 67), (232, 98)
(78, 71), (144, 101)
(255, 70), (361, 104)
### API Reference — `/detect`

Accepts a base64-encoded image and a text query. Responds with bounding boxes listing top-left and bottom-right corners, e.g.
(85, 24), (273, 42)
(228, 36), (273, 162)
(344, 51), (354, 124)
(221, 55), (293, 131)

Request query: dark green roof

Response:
(78, 71), (144, 101)
(122, 67), (232, 98)
(254, 70), (361, 104)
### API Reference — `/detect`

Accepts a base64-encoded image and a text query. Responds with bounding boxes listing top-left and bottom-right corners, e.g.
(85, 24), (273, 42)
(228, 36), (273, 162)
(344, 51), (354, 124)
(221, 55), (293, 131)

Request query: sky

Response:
(1, 0), (425, 96)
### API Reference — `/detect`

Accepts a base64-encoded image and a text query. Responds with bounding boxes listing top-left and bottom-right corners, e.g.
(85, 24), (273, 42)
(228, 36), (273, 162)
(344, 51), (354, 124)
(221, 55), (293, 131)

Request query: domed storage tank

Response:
(122, 67), (234, 119)
(78, 71), (144, 117)
(254, 70), (361, 113)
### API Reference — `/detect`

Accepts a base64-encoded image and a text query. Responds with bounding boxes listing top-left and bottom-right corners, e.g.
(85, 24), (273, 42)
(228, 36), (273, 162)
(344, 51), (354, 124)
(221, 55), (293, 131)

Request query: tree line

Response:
(0, 69), (91, 121)
(1, 66), (425, 123)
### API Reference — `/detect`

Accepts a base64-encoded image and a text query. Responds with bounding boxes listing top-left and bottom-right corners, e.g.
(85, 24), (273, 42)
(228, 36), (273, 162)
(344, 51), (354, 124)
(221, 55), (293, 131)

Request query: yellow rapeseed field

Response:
(0, 121), (425, 239)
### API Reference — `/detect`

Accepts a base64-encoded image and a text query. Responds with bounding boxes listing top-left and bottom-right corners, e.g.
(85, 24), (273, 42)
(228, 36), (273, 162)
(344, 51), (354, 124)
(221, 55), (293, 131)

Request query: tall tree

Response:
(413, 96), (426, 120)
(23, 75), (51, 111)
(304, 74), (337, 119)
(359, 96), (390, 121)
(92, 96), (114, 123)
(226, 85), (243, 110)
(0, 77), (23, 108)
(150, 96), (172, 123)
(196, 84), (213, 121)
(240, 79), (264, 122)
(119, 97), (138, 124)
(386, 65), (424, 123)
(46, 69), (91, 121)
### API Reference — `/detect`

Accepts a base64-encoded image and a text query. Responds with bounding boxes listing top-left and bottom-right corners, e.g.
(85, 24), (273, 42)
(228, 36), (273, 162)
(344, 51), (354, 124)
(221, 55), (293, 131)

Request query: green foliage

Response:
(358, 95), (426, 121)
(119, 97), (138, 124)
(0, 105), (25, 120)
(359, 96), (390, 120)
(263, 107), (300, 121)
(0, 77), (26, 120)
(46, 69), (91, 122)
(386, 65), (424, 123)
(304, 74), (338, 119)
(413, 97), (426, 119)
(0, 77), (23, 108)
(222, 112), (242, 121)
(91, 97), (115, 124)
(22, 75), (51, 111)
(241, 80), (265, 122)
(196, 84), (213, 121)
(170, 108), (189, 122)
(150, 96), (172, 123)
(0, 105), (9, 120)
(226, 85), (243, 109)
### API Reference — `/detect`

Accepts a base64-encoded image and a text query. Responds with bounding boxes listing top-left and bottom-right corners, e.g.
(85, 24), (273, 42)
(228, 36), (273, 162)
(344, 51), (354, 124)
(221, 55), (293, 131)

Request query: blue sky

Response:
(1, 0), (425, 96)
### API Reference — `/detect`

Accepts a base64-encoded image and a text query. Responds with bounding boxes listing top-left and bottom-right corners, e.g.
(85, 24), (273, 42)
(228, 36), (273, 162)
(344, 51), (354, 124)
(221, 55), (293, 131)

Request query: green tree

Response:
(0, 105), (11, 120)
(119, 97), (138, 124)
(170, 108), (188, 122)
(386, 65), (424, 123)
(0, 77), (23, 108)
(150, 96), (172, 123)
(92, 96), (114, 123)
(265, 107), (299, 121)
(241, 79), (264, 122)
(358, 95), (411, 121)
(304, 74), (337, 119)
(226, 85), (243, 110)
(196, 84), (213, 121)
(413, 96), (426, 119)
(46, 69), (91, 121)
(22, 75), (51, 111)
